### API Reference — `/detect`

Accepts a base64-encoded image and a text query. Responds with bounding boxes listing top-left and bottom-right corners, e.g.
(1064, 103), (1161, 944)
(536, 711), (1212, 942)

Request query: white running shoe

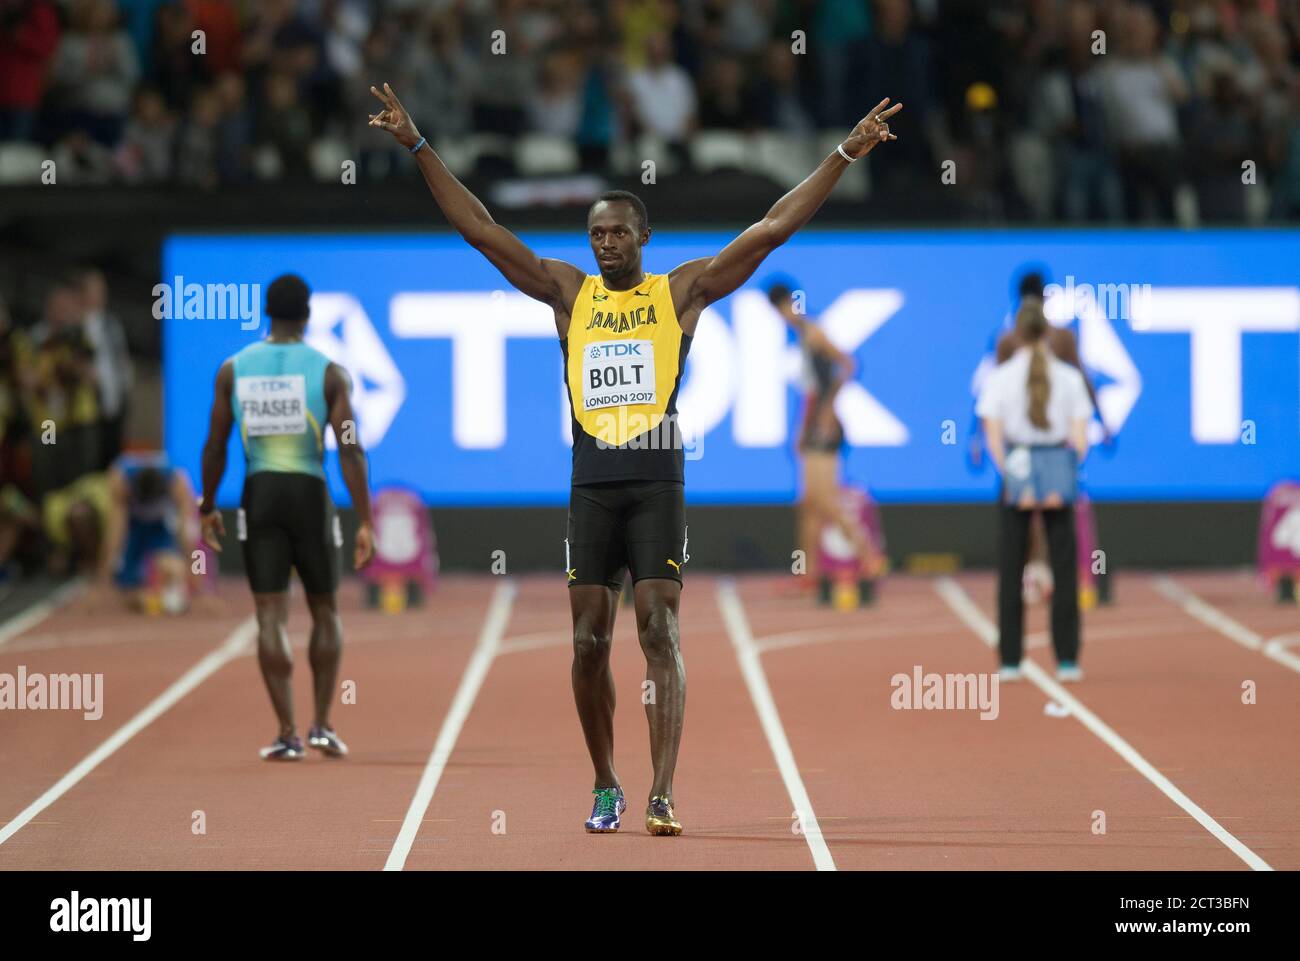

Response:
(1056, 663), (1084, 683)
(998, 665), (1024, 682)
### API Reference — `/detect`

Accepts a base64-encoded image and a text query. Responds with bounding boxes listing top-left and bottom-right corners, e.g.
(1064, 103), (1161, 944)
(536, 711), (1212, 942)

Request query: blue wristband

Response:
(409, 136), (427, 154)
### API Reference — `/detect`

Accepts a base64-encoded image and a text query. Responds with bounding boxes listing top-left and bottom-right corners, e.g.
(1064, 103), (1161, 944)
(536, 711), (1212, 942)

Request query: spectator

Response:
(1097, 2), (1188, 221)
(188, 0), (243, 75)
(527, 47), (585, 138)
(27, 277), (102, 493)
(116, 84), (175, 181)
(151, 0), (207, 111)
(465, 0), (538, 139)
(0, 289), (34, 477)
(864, 0), (935, 192)
(113, 0), (166, 78)
(697, 56), (764, 131)
(625, 30), (697, 163)
(615, 0), (679, 71)
(1186, 67), (1253, 222)
(0, 0), (61, 142)
(47, 0), (142, 145)
(1033, 0), (1124, 221)
(1269, 73), (1300, 221)
(51, 128), (118, 181)
(212, 70), (251, 182)
(752, 38), (815, 135)
(174, 81), (220, 187)
(254, 69), (313, 179)
(401, 12), (475, 141)
(0, 291), (39, 582)
(77, 266), (133, 469)
(810, 0), (873, 127)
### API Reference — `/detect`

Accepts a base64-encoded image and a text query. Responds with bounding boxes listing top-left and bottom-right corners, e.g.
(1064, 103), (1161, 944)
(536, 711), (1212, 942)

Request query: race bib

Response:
(237, 374), (307, 436)
(582, 339), (657, 411)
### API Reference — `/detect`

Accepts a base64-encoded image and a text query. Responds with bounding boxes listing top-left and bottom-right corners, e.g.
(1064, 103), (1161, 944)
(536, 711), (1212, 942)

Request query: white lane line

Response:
(754, 619), (955, 655)
(497, 631), (569, 656)
(716, 580), (836, 871)
(384, 580), (516, 871)
(0, 616), (256, 848)
(1154, 575), (1300, 675)
(0, 579), (85, 649)
(934, 576), (1272, 871)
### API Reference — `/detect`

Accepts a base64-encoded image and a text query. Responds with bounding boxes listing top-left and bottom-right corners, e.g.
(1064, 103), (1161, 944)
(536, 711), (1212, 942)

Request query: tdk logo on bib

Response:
(237, 374), (308, 436)
(583, 339), (657, 411)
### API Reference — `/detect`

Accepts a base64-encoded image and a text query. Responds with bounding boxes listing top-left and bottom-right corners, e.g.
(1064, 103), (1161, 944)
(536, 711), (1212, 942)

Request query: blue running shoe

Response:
(307, 725), (349, 758)
(584, 787), (626, 833)
(260, 733), (305, 761)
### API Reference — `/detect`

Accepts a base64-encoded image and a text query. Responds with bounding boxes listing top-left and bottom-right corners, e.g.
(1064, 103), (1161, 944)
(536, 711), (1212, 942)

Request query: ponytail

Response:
(1016, 302), (1051, 430)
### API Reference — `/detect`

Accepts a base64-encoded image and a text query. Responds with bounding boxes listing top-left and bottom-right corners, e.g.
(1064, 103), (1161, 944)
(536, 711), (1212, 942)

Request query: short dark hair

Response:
(1017, 270), (1045, 300)
(266, 273), (310, 322)
(766, 282), (792, 307)
(590, 190), (648, 235)
(134, 466), (170, 503)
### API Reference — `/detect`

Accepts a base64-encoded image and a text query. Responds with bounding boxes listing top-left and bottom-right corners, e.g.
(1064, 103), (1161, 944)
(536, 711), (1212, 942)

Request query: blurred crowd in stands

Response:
(2, 0), (1300, 222)
(0, 270), (132, 582)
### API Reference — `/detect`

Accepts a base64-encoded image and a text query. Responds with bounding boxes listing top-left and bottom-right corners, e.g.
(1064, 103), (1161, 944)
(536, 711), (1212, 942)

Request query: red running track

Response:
(0, 571), (1294, 870)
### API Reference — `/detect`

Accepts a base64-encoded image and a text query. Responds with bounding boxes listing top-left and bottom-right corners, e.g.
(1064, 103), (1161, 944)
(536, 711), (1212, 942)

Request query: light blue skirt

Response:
(1002, 445), (1078, 506)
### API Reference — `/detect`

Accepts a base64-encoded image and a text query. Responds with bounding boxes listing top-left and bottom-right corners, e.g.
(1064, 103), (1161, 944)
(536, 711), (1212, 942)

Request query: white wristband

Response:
(836, 142), (856, 163)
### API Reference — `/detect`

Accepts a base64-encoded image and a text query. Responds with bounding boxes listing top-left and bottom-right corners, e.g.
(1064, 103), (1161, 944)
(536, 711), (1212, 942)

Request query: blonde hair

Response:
(1016, 301), (1051, 430)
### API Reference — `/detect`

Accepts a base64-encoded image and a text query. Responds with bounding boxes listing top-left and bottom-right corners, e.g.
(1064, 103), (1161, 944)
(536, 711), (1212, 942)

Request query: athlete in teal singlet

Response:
(199, 275), (375, 761)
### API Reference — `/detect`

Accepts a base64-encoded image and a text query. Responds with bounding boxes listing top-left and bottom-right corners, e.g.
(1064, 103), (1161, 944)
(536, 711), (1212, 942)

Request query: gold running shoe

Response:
(645, 795), (683, 836)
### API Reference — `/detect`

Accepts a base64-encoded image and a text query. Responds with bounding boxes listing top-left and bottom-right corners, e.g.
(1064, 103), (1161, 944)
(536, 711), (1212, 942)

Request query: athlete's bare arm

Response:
(170, 469), (198, 571)
(367, 83), (585, 331)
(198, 360), (234, 549)
(99, 466), (128, 583)
(667, 98), (901, 335)
(325, 363), (374, 569)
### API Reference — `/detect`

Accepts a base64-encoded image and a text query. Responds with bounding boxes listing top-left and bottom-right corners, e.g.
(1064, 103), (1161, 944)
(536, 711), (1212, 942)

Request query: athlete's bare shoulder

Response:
(215, 358), (234, 393)
(1049, 325), (1082, 367)
(994, 329), (1019, 363)
(544, 258), (587, 337)
(667, 258), (711, 335)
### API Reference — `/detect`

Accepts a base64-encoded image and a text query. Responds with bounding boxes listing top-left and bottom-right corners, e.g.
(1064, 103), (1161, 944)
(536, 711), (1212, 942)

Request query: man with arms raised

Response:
(368, 82), (900, 834)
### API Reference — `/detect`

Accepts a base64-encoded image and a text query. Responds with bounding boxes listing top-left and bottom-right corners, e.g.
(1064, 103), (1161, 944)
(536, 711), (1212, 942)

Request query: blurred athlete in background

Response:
(199, 274), (374, 761)
(768, 282), (882, 586)
(100, 451), (197, 614)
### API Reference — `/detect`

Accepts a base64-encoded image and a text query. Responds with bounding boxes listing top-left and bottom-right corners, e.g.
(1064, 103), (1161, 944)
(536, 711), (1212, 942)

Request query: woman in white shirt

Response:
(976, 302), (1093, 683)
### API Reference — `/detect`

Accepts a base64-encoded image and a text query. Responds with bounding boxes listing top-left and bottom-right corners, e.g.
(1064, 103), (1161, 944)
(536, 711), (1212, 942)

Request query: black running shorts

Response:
(566, 480), (688, 590)
(240, 472), (340, 595)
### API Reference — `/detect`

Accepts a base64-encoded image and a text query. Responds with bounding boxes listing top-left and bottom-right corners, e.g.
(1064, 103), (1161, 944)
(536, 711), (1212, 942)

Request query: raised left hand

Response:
(840, 98), (903, 160)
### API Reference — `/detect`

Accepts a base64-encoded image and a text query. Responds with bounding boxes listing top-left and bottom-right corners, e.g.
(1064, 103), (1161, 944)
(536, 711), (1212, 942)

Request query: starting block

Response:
(1257, 481), (1300, 604)
(363, 486), (438, 613)
(816, 486), (887, 609)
